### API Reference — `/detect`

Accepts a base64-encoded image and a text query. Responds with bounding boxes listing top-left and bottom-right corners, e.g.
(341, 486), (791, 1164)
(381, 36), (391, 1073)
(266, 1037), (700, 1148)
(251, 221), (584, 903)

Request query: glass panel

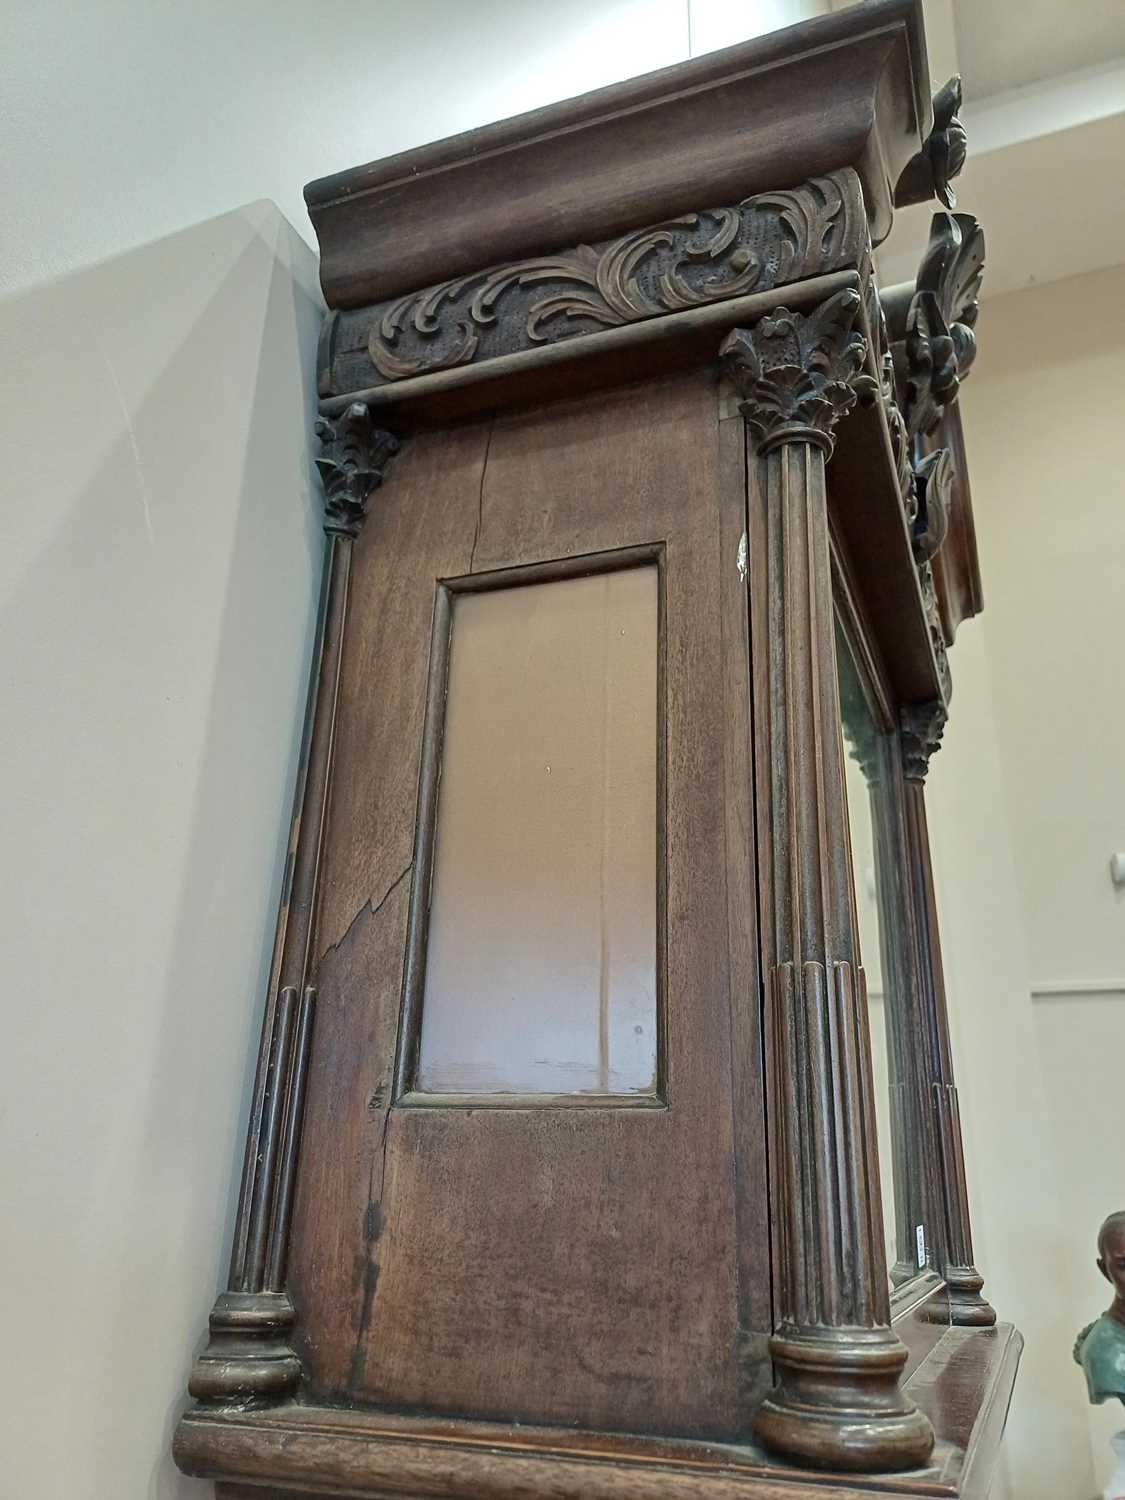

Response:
(416, 566), (658, 1096)
(836, 619), (920, 1287)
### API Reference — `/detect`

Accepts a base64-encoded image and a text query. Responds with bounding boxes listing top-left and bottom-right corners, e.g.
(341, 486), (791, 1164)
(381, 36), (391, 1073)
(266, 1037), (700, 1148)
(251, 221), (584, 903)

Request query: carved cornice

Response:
(317, 171), (867, 397)
(895, 77), (967, 210)
(719, 287), (872, 455)
(900, 699), (947, 782)
(314, 402), (399, 536)
(892, 212), (985, 440)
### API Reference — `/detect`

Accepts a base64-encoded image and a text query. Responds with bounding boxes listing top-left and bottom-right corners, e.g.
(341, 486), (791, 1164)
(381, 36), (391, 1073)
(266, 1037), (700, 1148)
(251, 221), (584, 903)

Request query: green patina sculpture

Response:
(1075, 1212), (1125, 1405)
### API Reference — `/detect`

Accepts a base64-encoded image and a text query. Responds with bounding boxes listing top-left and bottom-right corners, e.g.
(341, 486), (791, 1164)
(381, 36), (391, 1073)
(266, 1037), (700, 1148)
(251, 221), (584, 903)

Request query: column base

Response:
(188, 1290), (303, 1404)
(945, 1265), (996, 1327)
(753, 1326), (934, 1473)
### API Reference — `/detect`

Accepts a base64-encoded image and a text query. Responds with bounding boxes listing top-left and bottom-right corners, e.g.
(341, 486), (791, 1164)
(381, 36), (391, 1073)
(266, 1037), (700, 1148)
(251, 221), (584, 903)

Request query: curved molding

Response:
(317, 171), (868, 396)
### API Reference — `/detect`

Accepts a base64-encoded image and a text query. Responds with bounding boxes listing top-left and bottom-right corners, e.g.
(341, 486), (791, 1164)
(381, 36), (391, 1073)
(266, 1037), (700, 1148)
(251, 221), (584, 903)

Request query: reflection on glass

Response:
(835, 619), (920, 1288)
(416, 566), (658, 1096)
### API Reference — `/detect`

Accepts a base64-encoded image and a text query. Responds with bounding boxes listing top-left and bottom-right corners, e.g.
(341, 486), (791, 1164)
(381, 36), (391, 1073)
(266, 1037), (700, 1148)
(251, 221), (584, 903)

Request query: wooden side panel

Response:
(286, 370), (770, 1438)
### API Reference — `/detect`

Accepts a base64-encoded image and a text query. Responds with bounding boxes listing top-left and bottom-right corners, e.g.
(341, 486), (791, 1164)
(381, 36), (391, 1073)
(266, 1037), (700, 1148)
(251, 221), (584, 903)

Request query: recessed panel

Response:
(415, 565), (658, 1096)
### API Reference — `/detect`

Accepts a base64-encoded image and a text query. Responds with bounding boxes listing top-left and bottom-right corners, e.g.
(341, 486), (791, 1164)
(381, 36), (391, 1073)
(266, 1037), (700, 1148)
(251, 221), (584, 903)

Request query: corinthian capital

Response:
(314, 401), (400, 536)
(900, 700), (947, 783)
(719, 287), (872, 456)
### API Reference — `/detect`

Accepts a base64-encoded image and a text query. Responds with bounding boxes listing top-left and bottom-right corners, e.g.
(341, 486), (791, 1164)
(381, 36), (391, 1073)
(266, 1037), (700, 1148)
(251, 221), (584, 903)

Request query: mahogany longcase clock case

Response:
(173, 4), (1020, 1498)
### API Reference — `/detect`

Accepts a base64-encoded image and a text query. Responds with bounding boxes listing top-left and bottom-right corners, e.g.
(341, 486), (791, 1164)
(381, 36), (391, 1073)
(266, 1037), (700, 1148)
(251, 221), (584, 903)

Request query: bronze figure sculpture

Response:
(1075, 1212), (1125, 1500)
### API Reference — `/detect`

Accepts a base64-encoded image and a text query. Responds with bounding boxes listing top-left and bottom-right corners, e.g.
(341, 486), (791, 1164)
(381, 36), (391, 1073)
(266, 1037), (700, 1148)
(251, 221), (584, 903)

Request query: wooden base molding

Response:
(944, 1268), (997, 1329)
(187, 1291), (302, 1404)
(755, 1327), (936, 1472)
(174, 1325), (1021, 1500)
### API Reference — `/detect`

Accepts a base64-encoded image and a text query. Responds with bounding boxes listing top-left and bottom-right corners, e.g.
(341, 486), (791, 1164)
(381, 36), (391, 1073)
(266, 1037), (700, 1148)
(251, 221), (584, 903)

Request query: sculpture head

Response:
(1098, 1212), (1125, 1308)
(1076, 1214), (1125, 1408)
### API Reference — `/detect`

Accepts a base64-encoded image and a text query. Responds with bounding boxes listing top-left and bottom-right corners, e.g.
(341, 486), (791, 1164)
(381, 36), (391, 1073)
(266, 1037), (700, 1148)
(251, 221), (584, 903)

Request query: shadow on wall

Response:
(0, 202), (325, 1498)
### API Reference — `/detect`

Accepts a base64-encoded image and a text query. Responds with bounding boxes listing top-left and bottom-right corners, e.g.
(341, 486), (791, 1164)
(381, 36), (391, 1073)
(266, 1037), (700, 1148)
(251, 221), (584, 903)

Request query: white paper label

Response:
(916, 1224), (926, 1268)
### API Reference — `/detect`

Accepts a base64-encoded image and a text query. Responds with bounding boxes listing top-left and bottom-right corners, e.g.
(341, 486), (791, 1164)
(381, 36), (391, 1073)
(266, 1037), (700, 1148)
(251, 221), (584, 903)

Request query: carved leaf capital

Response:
(314, 402), (400, 536)
(900, 700), (948, 782)
(720, 287), (872, 454)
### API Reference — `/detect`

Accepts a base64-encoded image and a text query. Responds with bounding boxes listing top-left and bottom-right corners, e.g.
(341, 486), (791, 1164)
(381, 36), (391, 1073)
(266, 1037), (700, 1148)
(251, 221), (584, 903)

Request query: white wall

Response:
(0, 0), (829, 301)
(946, 266), (1125, 1496)
(0, 204), (324, 1498)
(927, 622), (1096, 1500)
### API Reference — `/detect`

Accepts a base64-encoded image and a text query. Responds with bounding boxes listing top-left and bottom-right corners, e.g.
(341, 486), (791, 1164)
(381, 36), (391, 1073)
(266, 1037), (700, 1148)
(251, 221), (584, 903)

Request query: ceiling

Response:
(954, 0), (1125, 101)
(874, 0), (1125, 302)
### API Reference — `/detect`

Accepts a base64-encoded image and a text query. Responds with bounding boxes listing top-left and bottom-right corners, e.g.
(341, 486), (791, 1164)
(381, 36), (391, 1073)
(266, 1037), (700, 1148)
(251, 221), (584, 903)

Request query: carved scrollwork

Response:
(314, 402), (400, 536)
(719, 286), (872, 455)
(894, 212), (985, 440)
(912, 446), (954, 564)
(364, 171), (863, 382)
(895, 76), (967, 210)
(865, 275), (918, 525)
(919, 561), (953, 704)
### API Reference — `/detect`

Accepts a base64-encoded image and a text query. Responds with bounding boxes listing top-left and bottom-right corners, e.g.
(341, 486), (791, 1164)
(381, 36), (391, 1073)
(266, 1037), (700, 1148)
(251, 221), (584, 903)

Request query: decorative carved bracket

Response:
(895, 76), (967, 209)
(888, 212), (985, 440)
(912, 447), (954, 564)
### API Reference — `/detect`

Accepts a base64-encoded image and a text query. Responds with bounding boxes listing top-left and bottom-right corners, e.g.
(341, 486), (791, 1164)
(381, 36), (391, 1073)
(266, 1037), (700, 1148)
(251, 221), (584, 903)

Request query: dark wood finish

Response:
(899, 706), (995, 1328)
(320, 271), (861, 428)
(833, 580), (931, 1292)
(319, 171), (868, 397)
(891, 1274), (951, 1384)
(723, 289), (932, 1472)
(894, 77), (966, 211)
(883, 212), (984, 444)
(176, 1324), (1020, 1500)
(186, 405), (399, 1405)
(925, 406), (983, 647)
(907, 1326), (1022, 1500)
(174, 3), (1013, 1493)
(305, 2), (929, 309)
(283, 370), (771, 1437)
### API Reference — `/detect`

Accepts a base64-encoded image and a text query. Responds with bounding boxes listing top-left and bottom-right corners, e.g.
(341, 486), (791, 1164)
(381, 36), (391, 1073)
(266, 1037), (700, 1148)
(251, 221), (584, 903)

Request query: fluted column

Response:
(900, 703), (995, 1327)
(721, 290), (933, 1472)
(188, 403), (399, 1404)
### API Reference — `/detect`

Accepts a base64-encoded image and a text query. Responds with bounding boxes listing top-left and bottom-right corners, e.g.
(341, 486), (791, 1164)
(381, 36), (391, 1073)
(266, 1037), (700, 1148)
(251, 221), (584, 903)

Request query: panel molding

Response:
(394, 543), (667, 1107)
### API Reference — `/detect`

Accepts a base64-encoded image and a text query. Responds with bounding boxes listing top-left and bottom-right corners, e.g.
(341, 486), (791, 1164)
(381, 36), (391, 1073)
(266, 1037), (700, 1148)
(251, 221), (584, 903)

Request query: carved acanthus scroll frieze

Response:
(895, 76), (967, 210)
(892, 211), (985, 440)
(314, 402), (400, 535)
(719, 286), (872, 455)
(322, 171), (866, 389)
